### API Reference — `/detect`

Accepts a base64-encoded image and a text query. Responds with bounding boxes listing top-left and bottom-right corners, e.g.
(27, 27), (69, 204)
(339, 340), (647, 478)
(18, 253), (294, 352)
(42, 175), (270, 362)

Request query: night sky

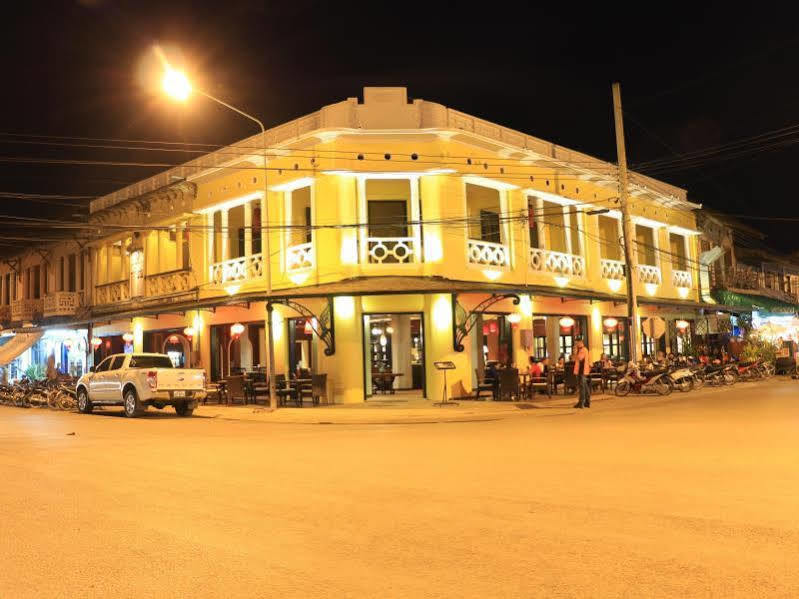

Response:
(2, 1), (799, 252)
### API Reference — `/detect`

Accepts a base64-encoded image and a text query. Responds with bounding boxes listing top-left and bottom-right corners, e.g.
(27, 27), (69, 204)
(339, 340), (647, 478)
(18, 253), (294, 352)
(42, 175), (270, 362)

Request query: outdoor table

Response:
(372, 372), (403, 394)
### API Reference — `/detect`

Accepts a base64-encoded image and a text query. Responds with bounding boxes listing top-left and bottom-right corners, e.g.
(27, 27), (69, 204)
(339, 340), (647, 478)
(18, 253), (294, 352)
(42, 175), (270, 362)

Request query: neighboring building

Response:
(0, 87), (712, 400)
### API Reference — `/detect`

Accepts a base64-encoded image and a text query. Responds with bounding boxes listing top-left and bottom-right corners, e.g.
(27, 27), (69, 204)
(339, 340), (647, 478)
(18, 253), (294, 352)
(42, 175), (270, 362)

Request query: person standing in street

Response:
(573, 337), (591, 409)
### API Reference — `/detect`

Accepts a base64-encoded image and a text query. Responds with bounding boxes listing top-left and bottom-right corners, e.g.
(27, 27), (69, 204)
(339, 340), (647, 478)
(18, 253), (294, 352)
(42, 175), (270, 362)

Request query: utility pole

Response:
(612, 82), (640, 363)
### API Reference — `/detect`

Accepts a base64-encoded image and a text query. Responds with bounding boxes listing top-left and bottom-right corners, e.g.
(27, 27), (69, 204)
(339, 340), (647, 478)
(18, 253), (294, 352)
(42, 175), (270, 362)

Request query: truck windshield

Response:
(128, 355), (174, 369)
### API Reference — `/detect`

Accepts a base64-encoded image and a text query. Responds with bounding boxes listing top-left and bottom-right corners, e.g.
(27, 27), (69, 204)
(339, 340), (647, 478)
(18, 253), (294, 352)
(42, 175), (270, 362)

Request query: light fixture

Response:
(482, 269), (502, 281)
(183, 327), (196, 339)
(162, 68), (192, 102)
(122, 332), (134, 343)
(554, 276), (569, 287)
(289, 271), (309, 285)
(645, 283), (658, 296)
(90, 337), (103, 349)
(168, 334), (180, 344)
(559, 316), (575, 328)
(519, 295), (533, 317)
(224, 284), (241, 296)
(677, 287), (690, 299)
(507, 313), (522, 324)
(379, 334), (387, 347)
(607, 279), (623, 293)
(676, 319), (690, 330)
(230, 322), (245, 337)
(385, 326), (394, 334)
(371, 327), (383, 336)
(603, 317), (618, 329)
(304, 320), (313, 335)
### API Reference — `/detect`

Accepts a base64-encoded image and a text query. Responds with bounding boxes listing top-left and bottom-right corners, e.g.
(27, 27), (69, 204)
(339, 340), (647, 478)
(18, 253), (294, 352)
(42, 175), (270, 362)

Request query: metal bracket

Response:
(452, 293), (520, 352)
(267, 296), (336, 356)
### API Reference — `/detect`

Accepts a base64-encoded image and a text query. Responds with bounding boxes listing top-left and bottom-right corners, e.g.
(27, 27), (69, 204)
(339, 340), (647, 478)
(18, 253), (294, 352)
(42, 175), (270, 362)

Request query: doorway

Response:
(362, 312), (425, 399)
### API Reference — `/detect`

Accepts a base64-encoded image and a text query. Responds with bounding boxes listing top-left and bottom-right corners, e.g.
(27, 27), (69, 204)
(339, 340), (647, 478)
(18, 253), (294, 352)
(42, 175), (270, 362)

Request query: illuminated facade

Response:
(0, 87), (710, 400)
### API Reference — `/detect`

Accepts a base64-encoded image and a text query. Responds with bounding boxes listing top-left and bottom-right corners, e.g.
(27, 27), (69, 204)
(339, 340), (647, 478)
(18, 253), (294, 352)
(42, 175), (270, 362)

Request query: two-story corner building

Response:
(0, 87), (713, 400)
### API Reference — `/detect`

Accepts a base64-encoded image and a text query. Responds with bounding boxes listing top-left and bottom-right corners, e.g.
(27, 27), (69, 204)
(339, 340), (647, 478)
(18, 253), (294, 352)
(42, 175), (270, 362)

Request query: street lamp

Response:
(161, 63), (278, 409)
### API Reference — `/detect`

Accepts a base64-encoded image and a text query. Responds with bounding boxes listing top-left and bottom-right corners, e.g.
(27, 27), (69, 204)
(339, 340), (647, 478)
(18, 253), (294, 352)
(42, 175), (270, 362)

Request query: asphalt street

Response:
(1, 381), (797, 598)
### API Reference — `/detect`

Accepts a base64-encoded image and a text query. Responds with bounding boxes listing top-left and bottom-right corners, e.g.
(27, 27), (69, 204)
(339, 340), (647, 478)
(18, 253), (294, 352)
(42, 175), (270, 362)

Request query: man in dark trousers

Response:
(573, 336), (591, 409)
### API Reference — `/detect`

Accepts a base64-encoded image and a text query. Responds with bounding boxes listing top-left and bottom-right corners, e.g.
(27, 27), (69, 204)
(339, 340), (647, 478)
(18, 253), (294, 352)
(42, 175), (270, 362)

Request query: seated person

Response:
(556, 355), (566, 369)
(527, 356), (542, 377)
(600, 353), (614, 369)
(539, 356), (551, 376)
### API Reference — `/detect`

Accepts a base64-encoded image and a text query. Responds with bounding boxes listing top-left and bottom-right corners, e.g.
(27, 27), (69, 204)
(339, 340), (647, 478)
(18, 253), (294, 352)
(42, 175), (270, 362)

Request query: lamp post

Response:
(163, 67), (278, 409)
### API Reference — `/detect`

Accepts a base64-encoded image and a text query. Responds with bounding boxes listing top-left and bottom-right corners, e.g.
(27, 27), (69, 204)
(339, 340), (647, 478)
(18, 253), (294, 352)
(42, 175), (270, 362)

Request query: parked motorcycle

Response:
(615, 363), (672, 396)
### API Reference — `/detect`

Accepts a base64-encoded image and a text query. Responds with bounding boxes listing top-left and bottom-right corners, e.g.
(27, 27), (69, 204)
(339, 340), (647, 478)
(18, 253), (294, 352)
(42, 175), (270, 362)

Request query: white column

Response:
(260, 195), (268, 282)
(221, 209), (229, 262)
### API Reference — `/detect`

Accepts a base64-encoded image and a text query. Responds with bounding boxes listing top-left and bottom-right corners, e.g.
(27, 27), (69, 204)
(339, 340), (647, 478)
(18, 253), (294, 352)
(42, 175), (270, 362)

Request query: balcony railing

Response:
(637, 264), (662, 285)
(529, 248), (585, 277)
(600, 258), (626, 280)
(0, 305), (9, 323)
(210, 253), (263, 284)
(43, 291), (82, 317)
(672, 269), (692, 288)
(367, 237), (418, 264)
(95, 281), (130, 305)
(11, 298), (43, 322)
(145, 269), (194, 297)
(286, 242), (314, 271)
(467, 239), (510, 268)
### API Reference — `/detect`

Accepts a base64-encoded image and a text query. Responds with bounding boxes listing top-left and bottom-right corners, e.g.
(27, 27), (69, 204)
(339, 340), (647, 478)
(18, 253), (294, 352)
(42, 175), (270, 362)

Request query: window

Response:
(213, 211), (222, 263)
(466, 184), (502, 243)
(78, 252), (84, 290)
(635, 225), (657, 266)
(129, 355), (173, 369)
(108, 355), (126, 371)
(527, 197), (540, 249)
(567, 207), (582, 255)
(181, 223), (191, 270)
(3, 273), (9, 305)
(598, 215), (621, 261)
(33, 265), (41, 299)
(68, 254), (76, 292)
(288, 186), (312, 247)
(641, 334), (656, 356)
(534, 336), (547, 359)
(559, 334), (573, 359)
(229, 205), (245, 259)
(669, 232), (688, 271)
(541, 199), (566, 253)
(368, 200), (408, 238)
(95, 357), (113, 373)
(251, 205), (262, 255)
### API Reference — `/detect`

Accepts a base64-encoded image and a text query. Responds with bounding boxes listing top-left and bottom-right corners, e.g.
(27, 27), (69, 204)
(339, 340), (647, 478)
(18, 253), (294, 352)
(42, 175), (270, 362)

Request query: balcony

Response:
(672, 269), (692, 288)
(529, 248), (585, 277)
(145, 269), (194, 297)
(210, 254), (263, 285)
(286, 242), (314, 272)
(366, 237), (418, 264)
(11, 298), (43, 322)
(600, 258), (626, 281)
(95, 280), (130, 305)
(637, 264), (662, 285)
(43, 291), (82, 317)
(467, 239), (510, 268)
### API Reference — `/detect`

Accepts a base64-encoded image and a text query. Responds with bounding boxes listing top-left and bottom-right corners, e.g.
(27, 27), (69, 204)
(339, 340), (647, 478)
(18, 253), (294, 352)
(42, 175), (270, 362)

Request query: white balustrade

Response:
(210, 253), (264, 284)
(43, 291), (81, 317)
(467, 239), (510, 267)
(600, 258), (626, 280)
(529, 248), (585, 277)
(672, 269), (692, 288)
(286, 242), (314, 271)
(145, 270), (194, 296)
(637, 264), (662, 284)
(95, 281), (130, 305)
(11, 298), (43, 321)
(367, 237), (417, 264)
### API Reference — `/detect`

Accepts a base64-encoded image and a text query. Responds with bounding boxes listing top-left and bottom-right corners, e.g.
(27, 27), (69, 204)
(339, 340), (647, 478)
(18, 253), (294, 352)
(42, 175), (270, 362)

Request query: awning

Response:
(710, 289), (798, 315)
(0, 331), (43, 366)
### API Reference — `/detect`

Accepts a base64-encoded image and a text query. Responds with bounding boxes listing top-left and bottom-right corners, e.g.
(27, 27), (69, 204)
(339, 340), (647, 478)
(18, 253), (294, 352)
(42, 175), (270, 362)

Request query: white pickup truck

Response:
(76, 353), (206, 418)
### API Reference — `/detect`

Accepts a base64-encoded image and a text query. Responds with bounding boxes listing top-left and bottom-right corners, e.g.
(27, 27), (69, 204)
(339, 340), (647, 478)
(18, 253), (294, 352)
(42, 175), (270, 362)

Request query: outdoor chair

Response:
(563, 368), (578, 395)
(528, 371), (552, 398)
(224, 375), (248, 405)
(275, 374), (300, 407)
(474, 368), (495, 400)
(300, 373), (328, 406)
(497, 368), (520, 401)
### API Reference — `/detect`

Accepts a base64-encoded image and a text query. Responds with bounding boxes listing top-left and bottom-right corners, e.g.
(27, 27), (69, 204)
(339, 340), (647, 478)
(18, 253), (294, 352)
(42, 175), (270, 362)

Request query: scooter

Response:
(615, 363), (672, 396)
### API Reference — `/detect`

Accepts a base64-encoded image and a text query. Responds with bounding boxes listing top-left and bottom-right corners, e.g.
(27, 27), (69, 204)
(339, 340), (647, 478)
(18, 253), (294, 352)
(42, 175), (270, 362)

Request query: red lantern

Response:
(303, 319), (313, 335)
(482, 323), (490, 335)
(488, 321), (498, 335)
(168, 334), (180, 344)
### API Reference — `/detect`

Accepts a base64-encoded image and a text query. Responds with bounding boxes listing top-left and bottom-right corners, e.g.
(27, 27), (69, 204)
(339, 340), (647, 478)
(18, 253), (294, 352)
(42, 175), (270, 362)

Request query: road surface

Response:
(1, 381), (797, 598)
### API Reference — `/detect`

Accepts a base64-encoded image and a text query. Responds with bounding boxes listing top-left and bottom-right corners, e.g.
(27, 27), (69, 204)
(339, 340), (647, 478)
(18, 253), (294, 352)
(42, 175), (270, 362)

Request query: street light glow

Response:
(162, 68), (191, 101)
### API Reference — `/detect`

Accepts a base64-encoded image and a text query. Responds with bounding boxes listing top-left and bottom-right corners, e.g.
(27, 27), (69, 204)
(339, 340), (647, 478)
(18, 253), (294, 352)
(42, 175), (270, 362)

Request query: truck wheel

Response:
(77, 389), (93, 414)
(123, 388), (146, 418)
(174, 401), (196, 417)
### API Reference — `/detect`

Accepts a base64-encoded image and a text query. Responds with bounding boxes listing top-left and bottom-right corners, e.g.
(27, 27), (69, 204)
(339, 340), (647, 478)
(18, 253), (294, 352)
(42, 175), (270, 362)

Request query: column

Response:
(589, 304), (603, 362)
(244, 201), (253, 258)
(220, 210), (229, 262)
(325, 296), (364, 403)
(424, 293), (470, 401)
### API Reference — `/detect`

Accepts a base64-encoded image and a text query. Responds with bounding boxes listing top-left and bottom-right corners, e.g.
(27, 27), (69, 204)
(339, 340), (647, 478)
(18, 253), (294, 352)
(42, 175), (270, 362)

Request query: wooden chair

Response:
(300, 373), (328, 406)
(497, 368), (520, 401)
(528, 371), (552, 398)
(563, 368), (578, 395)
(474, 368), (494, 400)
(204, 382), (227, 405)
(225, 375), (248, 405)
(275, 374), (299, 407)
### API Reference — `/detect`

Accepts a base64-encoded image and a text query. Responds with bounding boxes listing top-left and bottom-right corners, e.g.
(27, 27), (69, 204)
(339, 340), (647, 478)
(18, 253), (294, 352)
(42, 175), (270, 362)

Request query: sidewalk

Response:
(194, 394), (585, 425)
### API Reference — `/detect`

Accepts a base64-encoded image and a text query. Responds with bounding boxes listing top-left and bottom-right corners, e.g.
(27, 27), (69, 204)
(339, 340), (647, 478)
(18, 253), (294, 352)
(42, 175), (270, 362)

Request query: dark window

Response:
(480, 209), (500, 243)
(252, 206), (262, 255)
(368, 200), (408, 238)
(181, 224), (190, 270)
(33, 265), (40, 299)
(108, 355), (126, 371)
(95, 357), (113, 373)
(68, 254), (76, 292)
(528, 199), (539, 249)
(128, 355), (174, 369)
(305, 206), (312, 244)
(59, 257), (65, 291)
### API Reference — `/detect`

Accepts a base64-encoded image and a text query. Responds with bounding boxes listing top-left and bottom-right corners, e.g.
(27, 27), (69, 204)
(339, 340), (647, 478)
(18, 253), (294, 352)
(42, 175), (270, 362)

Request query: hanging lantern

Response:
(488, 321), (499, 335)
(482, 323), (490, 336)
(676, 319), (690, 331)
(91, 337), (102, 349)
(230, 323), (245, 337)
(168, 334), (180, 344)
(559, 316), (575, 328)
(507, 313), (522, 324)
(183, 326), (196, 339)
(371, 327), (382, 336)
(379, 334), (387, 347)
(122, 332), (134, 343)
(603, 317), (618, 329)
(386, 326), (394, 334)
(304, 319), (313, 335)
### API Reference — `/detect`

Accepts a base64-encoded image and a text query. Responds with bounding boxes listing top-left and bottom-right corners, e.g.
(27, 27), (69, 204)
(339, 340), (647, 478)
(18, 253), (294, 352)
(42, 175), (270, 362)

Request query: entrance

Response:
(287, 317), (316, 376)
(362, 313), (425, 399)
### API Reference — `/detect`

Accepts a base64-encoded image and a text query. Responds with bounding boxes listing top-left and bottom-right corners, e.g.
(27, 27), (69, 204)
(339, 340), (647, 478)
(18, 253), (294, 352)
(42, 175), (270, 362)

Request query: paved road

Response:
(1, 381), (798, 598)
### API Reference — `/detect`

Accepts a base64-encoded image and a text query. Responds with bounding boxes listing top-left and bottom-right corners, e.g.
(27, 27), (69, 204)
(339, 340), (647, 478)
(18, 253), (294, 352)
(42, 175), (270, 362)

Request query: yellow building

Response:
(0, 87), (708, 401)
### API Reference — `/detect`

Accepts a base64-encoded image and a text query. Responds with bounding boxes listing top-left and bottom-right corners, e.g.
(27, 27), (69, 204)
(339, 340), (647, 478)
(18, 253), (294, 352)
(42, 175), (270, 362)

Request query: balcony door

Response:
(364, 179), (417, 264)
